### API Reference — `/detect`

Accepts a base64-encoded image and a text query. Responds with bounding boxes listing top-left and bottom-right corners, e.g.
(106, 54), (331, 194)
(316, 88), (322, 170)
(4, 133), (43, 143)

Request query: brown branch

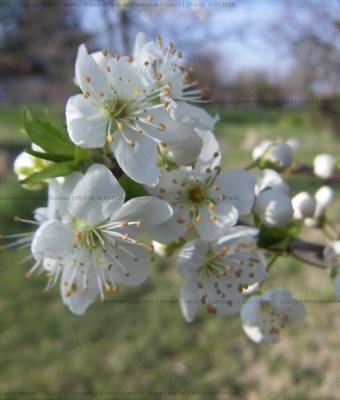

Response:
(290, 161), (340, 183)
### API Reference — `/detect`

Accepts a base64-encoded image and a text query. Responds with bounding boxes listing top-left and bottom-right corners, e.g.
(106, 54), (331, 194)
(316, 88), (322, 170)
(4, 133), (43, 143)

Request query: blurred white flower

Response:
(30, 164), (172, 315)
(286, 137), (300, 152)
(241, 288), (306, 343)
(253, 140), (294, 172)
(305, 186), (335, 227)
(323, 241), (340, 299)
(14, 145), (50, 190)
(254, 189), (293, 228)
(313, 154), (336, 180)
(257, 169), (290, 195)
(292, 192), (316, 220)
(178, 227), (267, 322)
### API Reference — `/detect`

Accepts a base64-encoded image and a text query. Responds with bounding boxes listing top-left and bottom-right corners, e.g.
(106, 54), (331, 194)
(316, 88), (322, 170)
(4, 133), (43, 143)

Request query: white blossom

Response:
(313, 154), (336, 180)
(147, 131), (255, 243)
(66, 43), (215, 186)
(178, 227), (267, 322)
(254, 189), (293, 228)
(323, 241), (340, 299)
(292, 192), (316, 220)
(19, 165), (172, 315)
(241, 288), (306, 343)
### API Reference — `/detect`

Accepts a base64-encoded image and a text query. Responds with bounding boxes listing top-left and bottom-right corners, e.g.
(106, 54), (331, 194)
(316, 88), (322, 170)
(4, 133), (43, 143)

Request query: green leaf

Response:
(20, 161), (77, 186)
(119, 174), (148, 200)
(24, 148), (74, 162)
(23, 108), (75, 157)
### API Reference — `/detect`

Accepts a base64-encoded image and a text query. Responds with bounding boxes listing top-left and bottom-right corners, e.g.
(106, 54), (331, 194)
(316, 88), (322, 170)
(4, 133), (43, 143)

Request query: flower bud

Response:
(313, 154), (336, 179)
(258, 142), (294, 172)
(257, 169), (290, 195)
(286, 137), (300, 152)
(159, 132), (203, 166)
(254, 189), (293, 227)
(14, 146), (49, 191)
(252, 140), (272, 161)
(291, 192), (316, 220)
(314, 185), (335, 217)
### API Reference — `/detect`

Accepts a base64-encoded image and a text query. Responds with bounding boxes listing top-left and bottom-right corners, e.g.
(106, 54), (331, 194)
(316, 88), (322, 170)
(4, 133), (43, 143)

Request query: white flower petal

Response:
(196, 203), (238, 241)
(69, 164), (125, 226)
(110, 243), (149, 286)
(217, 170), (255, 215)
(112, 130), (160, 186)
(61, 261), (99, 316)
(111, 197), (173, 237)
(148, 209), (189, 244)
(195, 129), (221, 172)
(169, 102), (219, 131)
(178, 240), (210, 279)
(48, 172), (83, 221)
(180, 279), (201, 322)
(66, 94), (107, 148)
(75, 44), (110, 100)
(31, 220), (74, 261)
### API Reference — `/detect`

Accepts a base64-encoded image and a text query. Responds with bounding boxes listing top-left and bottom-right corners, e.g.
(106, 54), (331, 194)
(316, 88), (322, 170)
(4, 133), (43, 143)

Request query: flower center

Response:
(188, 185), (205, 204)
(103, 98), (131, 121)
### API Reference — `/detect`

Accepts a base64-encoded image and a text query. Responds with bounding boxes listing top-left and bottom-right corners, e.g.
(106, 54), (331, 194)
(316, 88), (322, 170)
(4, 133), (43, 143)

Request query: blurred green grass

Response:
(1, 106), (340, 399)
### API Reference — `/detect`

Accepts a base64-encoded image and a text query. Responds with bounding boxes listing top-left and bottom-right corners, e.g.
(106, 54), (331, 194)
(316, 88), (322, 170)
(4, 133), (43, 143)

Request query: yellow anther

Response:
(122, 233), (129, 240)
(83, 91), (90, 98)
(220, 193), (226, 201)
(213, 185), (220, 191)
(136, 219), (142, 227)
(64, 290), (72, 298)
(121, 220), (129, 227)
(188, 64), (195, 73)
(113, 54), (120, 61)
(176, 218), (185, 224)
(75, 231), (82, 241)
(182, 74), (191, 83)
(158, 123), (166, 131)
(155, 72), (163, 81)
(102, 49), (108, 56)
(160, 142), (168, 148)
(144, 60), (149, 65)
(209, 215), (217, 222)
(159, 187), (166, 194)
(128, 139), (135, 147)
(195, 215), (202, 223)
(117, 122), (124, 130)
(187, 223), (194, 230)
(111, 286), (119, 293)
(126, 55), (134, 63)
(106, 66), (111, 72)
(156, 35), (163, 48)
(99, 91), (105, 97)
(148, 244), (154, 252)
(85, 75), (91, 83)
(208, 203), (216, 210)
(163, 88), (171, 96)
(145, 115), (154, 122)
(107, 134), (115, 143)
(163, 100), (170, 108)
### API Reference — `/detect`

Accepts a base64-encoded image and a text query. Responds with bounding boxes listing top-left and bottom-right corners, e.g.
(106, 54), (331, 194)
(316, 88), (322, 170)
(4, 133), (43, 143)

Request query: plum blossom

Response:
(147, 131), (255, 243)
(241, 288), (306, 343)
(253, 140), (294, 172)
(178, 227), (267, 322)
(66, 43), (214, 186)
(22, 165), (172, 315)
(291, 192), (316, 220)
(323, 241), (340, 299)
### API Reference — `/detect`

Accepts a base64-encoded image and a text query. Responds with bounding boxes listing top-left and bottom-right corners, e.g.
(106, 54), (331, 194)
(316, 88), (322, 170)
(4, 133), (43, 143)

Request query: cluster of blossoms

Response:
(5, 33), (339, 344)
